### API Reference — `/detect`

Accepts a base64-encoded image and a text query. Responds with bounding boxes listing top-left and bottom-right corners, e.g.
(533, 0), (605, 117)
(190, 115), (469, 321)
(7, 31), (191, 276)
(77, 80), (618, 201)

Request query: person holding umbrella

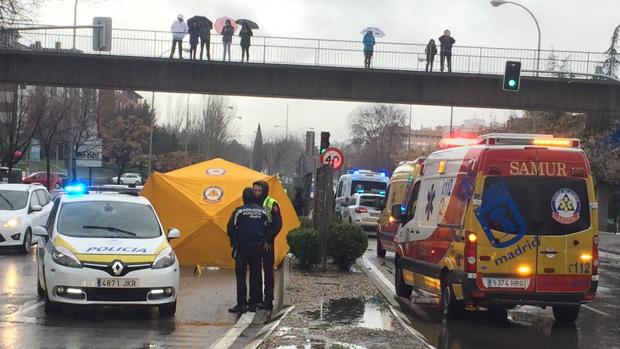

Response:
(239, 23), (253, 62)
(170, 14), (189, 59)
(222, 19), (235, 61)
(188, 21), (200, 60)
(363, 30), (375, 68)
(199, 22), (211, 60)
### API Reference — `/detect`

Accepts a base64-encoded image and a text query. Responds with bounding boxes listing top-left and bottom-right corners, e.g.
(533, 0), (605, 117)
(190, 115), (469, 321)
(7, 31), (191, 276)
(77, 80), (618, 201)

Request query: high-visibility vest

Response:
(263, 196), (278, 222)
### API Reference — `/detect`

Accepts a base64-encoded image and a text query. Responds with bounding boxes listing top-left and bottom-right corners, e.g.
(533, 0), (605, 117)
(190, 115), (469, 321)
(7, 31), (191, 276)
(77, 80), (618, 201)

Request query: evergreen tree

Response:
(252, 124), (264, 171)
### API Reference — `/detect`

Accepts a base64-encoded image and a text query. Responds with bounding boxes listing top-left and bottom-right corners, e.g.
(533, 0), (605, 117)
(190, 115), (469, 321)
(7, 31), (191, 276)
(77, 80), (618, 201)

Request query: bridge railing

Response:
(0, 27), (614, 79)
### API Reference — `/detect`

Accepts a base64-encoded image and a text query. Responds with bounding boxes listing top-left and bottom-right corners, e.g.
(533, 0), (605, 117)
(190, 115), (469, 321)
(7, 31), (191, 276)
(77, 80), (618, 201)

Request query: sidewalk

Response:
(600, 231), (620, 256)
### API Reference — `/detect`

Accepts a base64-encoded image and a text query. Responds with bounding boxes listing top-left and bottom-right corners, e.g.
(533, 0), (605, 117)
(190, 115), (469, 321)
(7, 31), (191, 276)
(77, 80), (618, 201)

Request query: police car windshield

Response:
(57, 201), (161, 238)
(0, 190), (28, 211)
(481, 177), (590, 236)
(351, 180), (387, 196)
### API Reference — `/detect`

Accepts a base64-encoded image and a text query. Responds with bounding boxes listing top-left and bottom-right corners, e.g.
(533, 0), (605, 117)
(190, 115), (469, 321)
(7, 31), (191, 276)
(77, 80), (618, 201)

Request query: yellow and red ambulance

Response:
(392, 134), (598, 323)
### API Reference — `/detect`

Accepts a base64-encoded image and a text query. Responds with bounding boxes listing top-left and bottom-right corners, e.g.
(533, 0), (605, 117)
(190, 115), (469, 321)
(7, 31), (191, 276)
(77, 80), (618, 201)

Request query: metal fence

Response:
(0, 27), (615, 79)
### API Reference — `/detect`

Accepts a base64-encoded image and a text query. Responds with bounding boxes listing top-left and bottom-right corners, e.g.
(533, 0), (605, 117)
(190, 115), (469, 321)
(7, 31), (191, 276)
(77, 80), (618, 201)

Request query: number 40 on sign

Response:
(320, 147), (345, 171)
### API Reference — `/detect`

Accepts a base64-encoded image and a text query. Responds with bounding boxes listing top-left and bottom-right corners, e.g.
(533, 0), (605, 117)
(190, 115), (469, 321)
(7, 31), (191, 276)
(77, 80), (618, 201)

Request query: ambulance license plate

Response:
(97, 278), (139, 288)
(485, 278), (527, 289)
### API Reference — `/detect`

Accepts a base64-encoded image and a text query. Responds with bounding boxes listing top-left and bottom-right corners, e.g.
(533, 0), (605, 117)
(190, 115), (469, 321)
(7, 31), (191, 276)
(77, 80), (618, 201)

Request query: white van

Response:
(335, 170), (389, 216)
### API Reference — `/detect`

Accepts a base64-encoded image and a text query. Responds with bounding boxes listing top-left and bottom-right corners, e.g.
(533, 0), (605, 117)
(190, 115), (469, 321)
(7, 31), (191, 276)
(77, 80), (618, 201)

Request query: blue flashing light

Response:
(379, 190), (386, 195)
(379, 171), (387, 177)
(356, 189), (365, 193)
(353, 170), (361, 175)
(65, 183), (87, 195)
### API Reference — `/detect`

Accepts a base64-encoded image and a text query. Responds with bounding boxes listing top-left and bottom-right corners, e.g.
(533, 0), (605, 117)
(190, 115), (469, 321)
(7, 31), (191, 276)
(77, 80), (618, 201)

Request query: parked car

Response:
(0, 183), (53, 253)
(340, 193), (384, 234)
(22, 172), (63, 189)
(111, 173), (142, 186)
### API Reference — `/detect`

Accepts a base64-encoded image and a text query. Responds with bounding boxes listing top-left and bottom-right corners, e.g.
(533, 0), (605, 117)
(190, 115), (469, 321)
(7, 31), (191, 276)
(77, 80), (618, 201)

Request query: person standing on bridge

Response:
(222, 20), (235, 61)
(227, 187), (268, 313)
(199, 22), (211, 60)
(363, 30), (375, 68)
(425, 39), (437, 72)
(439, 30), (455, 73)
(189, 21), (200, 60)
(239, 23), (253, 62)
(253, 180), (283, 311)
(170, 14), (189, 59)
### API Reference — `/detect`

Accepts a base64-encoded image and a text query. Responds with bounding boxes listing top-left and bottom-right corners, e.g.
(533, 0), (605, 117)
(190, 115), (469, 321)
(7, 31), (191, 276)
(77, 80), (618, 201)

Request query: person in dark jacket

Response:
(199, 22), (211, 60)
(227, 187), (268, 313)
(439, 30), (456, 72)
(363, 31), (376, 68)
(222, 20), (234, 61)
(425, 39), (437, 72)
(293, 187), (304, 216)
(188, 22), (200, 60)
(239, 23), (253, 62)
(252, 180), (283, 311)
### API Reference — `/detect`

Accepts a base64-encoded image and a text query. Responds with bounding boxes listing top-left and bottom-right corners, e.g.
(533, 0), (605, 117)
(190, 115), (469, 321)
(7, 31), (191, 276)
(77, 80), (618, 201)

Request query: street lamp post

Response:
(72, 0), (78, 50)
(490, 0), (541, 76)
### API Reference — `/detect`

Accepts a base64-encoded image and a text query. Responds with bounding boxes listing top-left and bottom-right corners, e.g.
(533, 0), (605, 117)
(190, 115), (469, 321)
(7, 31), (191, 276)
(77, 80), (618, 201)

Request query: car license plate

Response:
(370, 213), (379, 217)
(484, 278), (528, 289)
(97, 278), (139, 288)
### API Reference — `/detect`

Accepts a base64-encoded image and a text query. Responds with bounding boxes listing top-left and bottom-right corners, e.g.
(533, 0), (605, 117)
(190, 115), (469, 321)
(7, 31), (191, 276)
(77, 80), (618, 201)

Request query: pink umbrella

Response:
(214, 17), (238, 34)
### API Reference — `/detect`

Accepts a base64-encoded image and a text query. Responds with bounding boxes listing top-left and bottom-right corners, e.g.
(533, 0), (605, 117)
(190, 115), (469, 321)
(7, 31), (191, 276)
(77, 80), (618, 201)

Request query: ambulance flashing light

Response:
(477, 134), (580, 148)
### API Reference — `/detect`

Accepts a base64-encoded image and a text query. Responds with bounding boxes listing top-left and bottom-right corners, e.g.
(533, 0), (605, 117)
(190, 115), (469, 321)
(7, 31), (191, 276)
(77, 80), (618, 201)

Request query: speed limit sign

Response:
(320, 147), (345, 171)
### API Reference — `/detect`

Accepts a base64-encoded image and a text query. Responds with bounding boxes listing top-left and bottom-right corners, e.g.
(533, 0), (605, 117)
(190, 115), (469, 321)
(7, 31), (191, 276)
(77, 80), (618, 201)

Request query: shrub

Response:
(299, 216), (313, 229)
(287, 227), (320, 269)
(327, 221), (368, 271)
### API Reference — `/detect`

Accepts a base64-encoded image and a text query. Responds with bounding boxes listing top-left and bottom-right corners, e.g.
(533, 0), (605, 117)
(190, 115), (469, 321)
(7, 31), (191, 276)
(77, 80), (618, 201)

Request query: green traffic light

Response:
(508, 79), (517, 87)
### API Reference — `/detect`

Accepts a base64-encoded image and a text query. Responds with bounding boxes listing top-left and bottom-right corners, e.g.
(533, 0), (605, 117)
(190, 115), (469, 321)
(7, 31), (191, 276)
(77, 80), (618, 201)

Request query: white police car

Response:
(0, 183), (53, 254)
(34, 185), (181, 316)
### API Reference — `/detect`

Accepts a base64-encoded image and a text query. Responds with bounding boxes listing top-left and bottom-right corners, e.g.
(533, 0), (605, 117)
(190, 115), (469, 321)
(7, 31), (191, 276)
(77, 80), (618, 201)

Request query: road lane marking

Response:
(210, 312), (255, 349)
(583, 305), (611, 317)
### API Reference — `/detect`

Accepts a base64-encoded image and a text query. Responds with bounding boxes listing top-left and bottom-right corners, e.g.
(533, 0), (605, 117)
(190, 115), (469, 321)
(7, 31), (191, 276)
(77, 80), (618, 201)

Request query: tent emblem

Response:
(206, 168), (227, 176)
(204, 186), (224, 204)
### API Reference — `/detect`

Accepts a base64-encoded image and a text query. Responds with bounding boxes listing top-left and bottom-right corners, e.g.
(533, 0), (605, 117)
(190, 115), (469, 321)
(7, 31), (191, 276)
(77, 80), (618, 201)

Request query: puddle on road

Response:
(304, 296), (393, 330)
(0, 304), (19, 315)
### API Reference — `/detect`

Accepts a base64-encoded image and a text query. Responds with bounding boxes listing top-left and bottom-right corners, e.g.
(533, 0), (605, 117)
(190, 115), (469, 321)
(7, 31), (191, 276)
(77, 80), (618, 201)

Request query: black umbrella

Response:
(236, 19), (259, 30)
(188, 16), (213, 29)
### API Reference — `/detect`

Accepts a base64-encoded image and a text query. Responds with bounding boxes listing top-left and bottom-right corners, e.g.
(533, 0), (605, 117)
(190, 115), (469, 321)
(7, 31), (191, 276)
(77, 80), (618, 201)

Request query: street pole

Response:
(147, 91), (155, 175)
(408, 105), (412, 158)
(450, 106), (454, 136)
(184, 94), (190, 152)
(491, 0), (541, 76)
(72, 0), (78, 50)
(285, 104), (289, 142)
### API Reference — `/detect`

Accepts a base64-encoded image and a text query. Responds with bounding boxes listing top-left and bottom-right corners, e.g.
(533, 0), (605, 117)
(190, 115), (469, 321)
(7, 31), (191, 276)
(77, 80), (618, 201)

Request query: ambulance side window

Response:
(404, 181), (421, 223)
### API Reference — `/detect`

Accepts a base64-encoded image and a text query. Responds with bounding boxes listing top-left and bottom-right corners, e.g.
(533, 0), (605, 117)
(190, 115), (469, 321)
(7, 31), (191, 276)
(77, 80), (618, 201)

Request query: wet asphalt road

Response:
(0, 246), (239, 349)
(364, 238), (620, 349)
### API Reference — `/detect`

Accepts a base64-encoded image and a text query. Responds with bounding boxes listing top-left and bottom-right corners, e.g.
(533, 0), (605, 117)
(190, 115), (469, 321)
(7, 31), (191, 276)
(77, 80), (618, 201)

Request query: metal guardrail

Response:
(0, 26), (617, 79)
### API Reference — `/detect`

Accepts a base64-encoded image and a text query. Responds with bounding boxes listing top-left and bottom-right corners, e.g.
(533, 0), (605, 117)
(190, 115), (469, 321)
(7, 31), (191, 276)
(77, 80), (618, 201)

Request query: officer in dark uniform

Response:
(227, 187), (268, 313)
(252, 180), (283, 311)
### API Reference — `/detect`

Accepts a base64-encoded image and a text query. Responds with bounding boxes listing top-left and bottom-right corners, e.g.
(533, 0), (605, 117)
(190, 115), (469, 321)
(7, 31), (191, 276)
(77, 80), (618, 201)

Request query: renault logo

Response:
(111, 261), (124, 276)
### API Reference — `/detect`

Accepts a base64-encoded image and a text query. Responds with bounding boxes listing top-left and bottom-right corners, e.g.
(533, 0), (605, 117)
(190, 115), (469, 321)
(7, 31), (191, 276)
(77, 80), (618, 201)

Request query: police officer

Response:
(227, 187), (268, 313)
(252, 180), (283, 311)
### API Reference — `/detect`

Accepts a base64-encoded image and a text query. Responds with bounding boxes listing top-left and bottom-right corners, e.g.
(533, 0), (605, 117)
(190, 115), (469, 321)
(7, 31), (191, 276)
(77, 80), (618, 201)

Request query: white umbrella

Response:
(361, 27), (386, 38)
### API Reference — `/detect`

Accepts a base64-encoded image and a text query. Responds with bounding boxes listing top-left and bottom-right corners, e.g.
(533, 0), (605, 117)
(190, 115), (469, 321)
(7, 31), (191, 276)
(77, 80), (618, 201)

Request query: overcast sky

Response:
(34, 0), (620, 144)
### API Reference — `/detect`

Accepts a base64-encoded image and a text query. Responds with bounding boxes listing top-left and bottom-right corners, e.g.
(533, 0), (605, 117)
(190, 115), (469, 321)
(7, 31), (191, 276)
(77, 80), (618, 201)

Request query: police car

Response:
(33, 184), (181, 316)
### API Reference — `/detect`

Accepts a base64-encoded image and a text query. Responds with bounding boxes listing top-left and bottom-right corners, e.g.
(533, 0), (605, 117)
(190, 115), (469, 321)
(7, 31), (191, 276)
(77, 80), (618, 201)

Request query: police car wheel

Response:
(552, 305), (580, 323)
(159, 300), (177, 317)
(394, 258), (412, 298)
(18, 229), (32, 254)
(376, 238), (386, 258)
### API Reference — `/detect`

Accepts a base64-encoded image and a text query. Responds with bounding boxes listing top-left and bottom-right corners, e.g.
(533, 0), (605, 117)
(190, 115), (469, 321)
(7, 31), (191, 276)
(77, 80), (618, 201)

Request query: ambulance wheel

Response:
(376, 237), (386, 258)
(552, 305), (580, 324)
(159, 300), (177, 317)
(441, 278), (464, 318)
(488, 305), (508, 322)
(395, 258), (412, 298)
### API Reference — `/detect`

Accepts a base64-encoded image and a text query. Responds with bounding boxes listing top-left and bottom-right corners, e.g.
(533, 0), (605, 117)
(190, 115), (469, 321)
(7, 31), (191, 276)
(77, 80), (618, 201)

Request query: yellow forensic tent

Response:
(141, 158), (300, 269)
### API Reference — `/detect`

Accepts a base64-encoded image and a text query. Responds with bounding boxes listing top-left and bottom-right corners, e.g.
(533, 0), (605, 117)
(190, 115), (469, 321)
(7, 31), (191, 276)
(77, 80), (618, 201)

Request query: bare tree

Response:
(0, 0), (39, 28)
(348, 104), (407, 171)
(0, 85), (45, 174)
(262, 135), (304, 177)
(67, 88), (98, 178)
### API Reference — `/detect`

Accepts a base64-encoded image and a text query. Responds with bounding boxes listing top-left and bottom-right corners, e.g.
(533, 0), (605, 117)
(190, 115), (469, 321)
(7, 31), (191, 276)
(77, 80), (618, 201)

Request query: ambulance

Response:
(377, 159), (425, 258)
(391, 134), (598, 323)
(335, 169), (389, 217)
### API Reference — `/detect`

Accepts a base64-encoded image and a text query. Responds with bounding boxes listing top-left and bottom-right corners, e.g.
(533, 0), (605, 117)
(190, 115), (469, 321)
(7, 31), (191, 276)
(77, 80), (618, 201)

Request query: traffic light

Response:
(503, 61), (521, 92)
(320, 132), (330, 154)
